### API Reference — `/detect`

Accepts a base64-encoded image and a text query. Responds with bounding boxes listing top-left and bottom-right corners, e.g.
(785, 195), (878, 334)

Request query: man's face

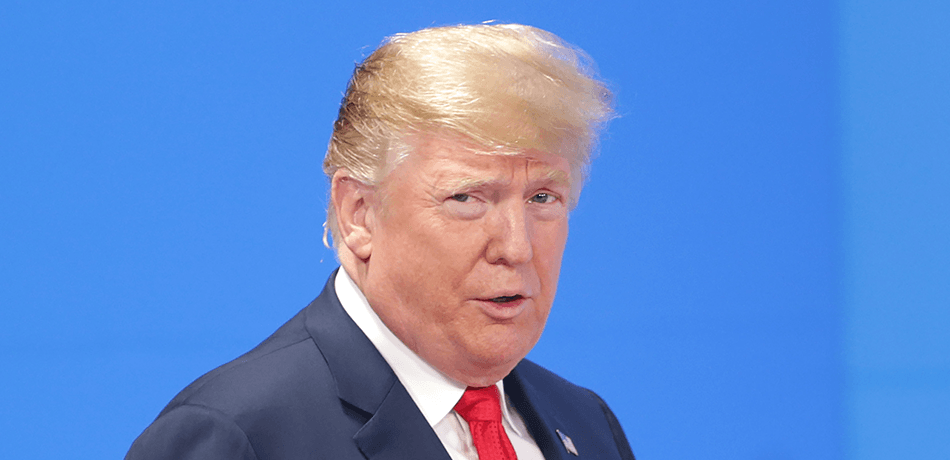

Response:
(360, 136), (571, 386)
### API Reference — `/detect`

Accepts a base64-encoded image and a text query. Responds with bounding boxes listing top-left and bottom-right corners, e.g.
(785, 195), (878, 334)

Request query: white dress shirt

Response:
(335, 269), (545, 460)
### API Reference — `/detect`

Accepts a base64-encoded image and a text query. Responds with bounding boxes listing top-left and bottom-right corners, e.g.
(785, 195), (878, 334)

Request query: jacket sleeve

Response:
(126, 404), (258, 460)
(587, 390), (636, 460)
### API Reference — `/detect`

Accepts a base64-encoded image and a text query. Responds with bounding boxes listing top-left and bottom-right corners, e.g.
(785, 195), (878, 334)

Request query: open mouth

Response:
(490, 295), (523, 303)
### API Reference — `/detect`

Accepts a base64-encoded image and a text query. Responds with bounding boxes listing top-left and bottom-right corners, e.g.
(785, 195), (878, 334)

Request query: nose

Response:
(486, 202), (534, 266)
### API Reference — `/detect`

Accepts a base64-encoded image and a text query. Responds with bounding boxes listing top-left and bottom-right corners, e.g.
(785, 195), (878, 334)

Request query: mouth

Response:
(490, 295), (524, 303)
(476, 294), (529, 320)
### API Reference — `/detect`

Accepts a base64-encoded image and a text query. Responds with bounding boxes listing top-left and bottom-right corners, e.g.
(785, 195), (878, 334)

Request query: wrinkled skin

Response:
(335, 136), (572, 387)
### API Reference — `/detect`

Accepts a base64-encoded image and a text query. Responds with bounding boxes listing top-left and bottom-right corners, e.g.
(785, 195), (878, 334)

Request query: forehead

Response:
(402, 136), (572, 186)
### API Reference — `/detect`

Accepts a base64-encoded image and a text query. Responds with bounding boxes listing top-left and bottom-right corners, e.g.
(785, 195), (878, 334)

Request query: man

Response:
(127, 23), (633, 460)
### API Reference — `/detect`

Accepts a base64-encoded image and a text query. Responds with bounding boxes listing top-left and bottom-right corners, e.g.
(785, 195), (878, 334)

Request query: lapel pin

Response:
(556, 429), (579, 456)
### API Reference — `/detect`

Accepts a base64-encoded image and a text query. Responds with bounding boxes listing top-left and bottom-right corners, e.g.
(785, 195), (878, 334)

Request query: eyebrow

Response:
(440, 168), (571, 192)
(443, 177), (497, 191)
(543, 168), (571, 187)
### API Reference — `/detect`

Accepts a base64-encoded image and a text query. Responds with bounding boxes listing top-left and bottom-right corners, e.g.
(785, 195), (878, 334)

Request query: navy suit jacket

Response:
(127, 273), (635, 460)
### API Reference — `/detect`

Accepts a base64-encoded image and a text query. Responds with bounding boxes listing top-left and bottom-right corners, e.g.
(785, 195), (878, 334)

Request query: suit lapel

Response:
(304, 273), (394, 415)
(304, 271), (452, 460)
(506, 365), (571, 460)
(354, 381), (452, 460)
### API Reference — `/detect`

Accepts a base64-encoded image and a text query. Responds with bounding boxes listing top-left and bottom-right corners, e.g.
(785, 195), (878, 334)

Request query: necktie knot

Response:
(455, 386), (504, 422)
(454, 386), (518, 460)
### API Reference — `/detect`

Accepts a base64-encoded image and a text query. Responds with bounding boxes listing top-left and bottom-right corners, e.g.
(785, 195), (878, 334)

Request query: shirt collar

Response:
(334, 268), (524, 435)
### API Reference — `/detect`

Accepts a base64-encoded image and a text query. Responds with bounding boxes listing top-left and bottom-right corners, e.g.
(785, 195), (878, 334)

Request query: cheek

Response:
(535, 221), (569, 271)
(387, 219), (483, 303)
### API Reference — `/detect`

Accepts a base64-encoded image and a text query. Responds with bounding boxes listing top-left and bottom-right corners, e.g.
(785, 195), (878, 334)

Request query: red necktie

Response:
(454, 386), (519, 460)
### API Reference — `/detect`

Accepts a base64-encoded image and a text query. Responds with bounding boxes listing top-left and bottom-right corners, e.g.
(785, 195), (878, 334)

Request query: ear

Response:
(330, 170), (376, 261)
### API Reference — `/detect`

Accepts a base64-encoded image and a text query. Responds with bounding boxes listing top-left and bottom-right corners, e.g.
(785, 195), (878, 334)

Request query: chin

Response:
(462, 345), (534, 384)
(457, 362), (520, 388)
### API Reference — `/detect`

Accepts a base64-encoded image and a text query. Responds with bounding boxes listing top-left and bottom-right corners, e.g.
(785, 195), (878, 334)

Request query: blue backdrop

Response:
(1, 1), (946, 459)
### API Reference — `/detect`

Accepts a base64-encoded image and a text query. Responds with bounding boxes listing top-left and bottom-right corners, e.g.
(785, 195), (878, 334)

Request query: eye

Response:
(444, 192), (486, 219)
(529, 192), (558, 204)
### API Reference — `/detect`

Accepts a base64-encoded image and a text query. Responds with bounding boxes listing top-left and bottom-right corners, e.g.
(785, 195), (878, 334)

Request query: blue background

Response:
(1, 1), (947, 459)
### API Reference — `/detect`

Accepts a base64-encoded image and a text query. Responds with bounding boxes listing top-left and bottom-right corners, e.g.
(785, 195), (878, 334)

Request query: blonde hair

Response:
(323, 23), (615, 246)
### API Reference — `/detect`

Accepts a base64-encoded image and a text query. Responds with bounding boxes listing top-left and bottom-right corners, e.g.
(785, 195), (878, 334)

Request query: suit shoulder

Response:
(127, 404), (259, 460)
(513, 359), (595, 398)
(158, 307), (332, 418)
(515, 359), (620, 412)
